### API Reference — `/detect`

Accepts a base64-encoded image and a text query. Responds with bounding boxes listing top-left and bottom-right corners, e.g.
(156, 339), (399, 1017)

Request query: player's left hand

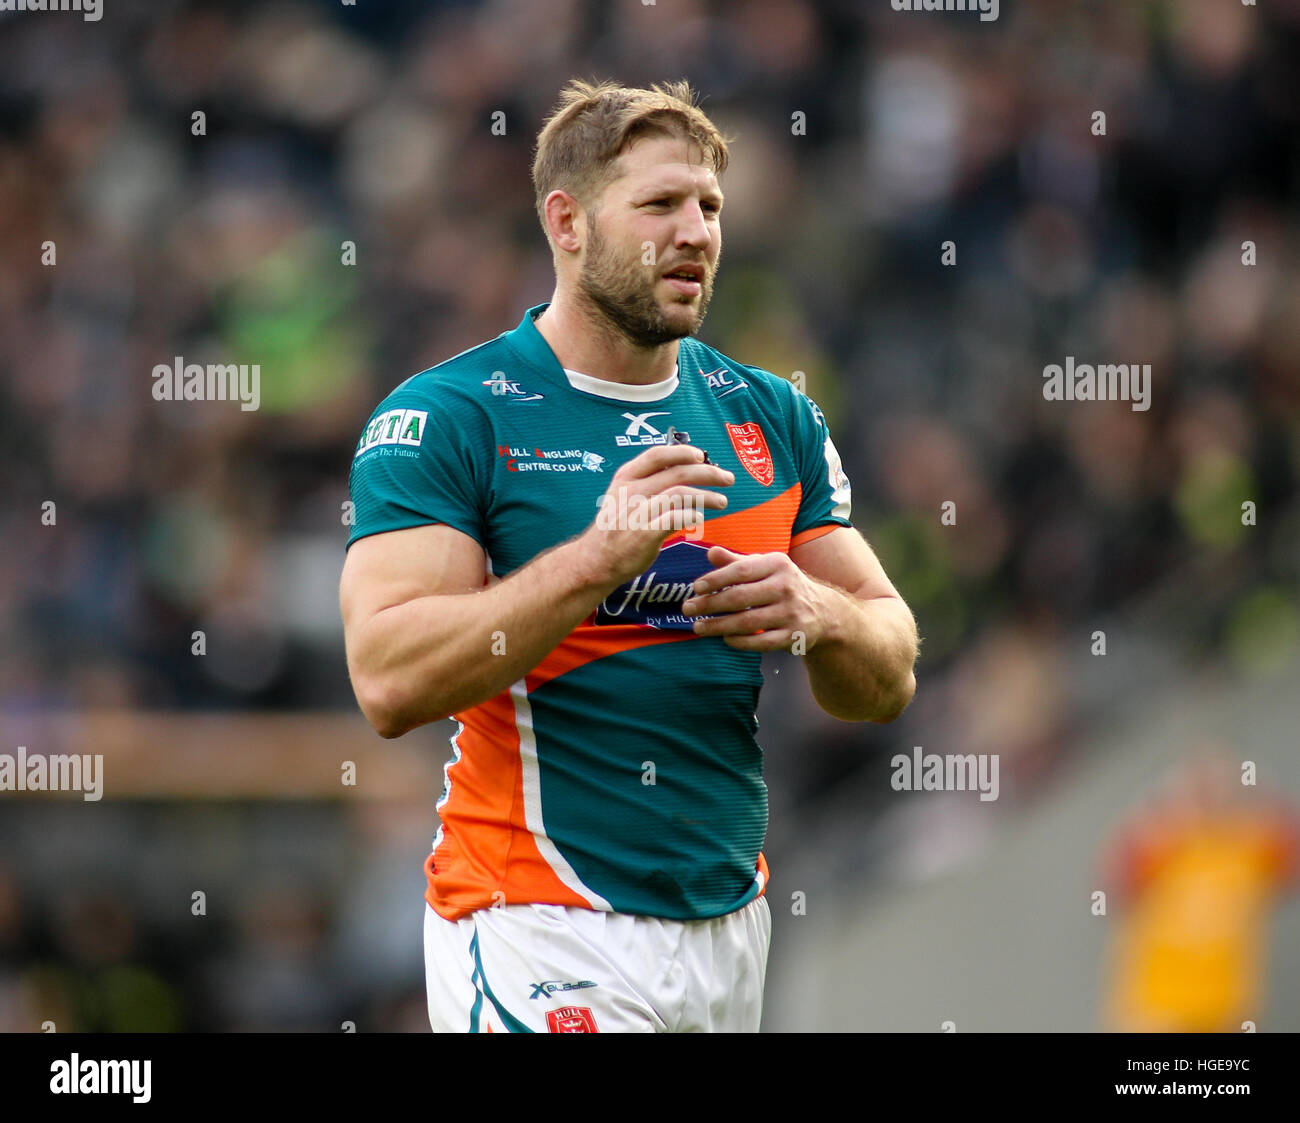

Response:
(681, 545), (828, 652)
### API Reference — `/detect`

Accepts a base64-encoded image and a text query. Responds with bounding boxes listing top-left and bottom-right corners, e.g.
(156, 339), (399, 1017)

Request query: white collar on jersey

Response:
(562, 363), (678, 402)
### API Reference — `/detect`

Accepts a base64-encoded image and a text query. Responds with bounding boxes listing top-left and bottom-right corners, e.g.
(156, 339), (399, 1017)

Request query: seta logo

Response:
(595, 539), (719, 631)
(616, 410), (671, 447)
(355, 408), (428, 458)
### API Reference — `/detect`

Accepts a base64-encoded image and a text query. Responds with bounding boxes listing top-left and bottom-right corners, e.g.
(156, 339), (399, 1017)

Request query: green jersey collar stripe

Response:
(505, 302), (693, 402)
(502, 303), (566, 386)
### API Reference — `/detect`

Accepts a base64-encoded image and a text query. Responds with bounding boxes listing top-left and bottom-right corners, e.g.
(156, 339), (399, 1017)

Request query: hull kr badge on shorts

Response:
(546, 1006), (599, 1033)
(726, 422), (773, 486)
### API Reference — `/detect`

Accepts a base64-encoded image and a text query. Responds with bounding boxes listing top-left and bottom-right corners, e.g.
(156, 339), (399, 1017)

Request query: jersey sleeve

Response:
(782, 381), (854, 546)
(346, 390), (488, 549)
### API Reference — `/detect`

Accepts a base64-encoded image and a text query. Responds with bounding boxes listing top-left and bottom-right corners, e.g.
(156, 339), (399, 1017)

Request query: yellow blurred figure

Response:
(1100, 753), (1300, 1032)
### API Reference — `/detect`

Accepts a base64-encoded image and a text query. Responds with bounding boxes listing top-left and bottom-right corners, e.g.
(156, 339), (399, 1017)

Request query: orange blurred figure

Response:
(1099, 748), (1300, 1032)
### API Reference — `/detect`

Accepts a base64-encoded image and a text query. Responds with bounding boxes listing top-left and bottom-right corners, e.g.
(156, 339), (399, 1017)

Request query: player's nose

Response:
(675, 199), (713, 250)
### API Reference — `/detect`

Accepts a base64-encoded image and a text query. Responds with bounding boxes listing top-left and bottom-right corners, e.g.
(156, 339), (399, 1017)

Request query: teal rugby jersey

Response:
(347, 303), (853, 921)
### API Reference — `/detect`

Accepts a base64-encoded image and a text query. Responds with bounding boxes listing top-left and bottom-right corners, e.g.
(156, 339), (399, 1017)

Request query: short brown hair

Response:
(531, 78), (730, 239)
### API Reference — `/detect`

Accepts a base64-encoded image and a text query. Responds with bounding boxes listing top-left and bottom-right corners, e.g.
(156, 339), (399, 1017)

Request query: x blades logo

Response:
(616, 411), (671, 447)
(529, 979), (599, 1000)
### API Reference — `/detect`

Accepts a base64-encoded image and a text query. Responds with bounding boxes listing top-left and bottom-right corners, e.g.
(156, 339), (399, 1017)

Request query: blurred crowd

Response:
(2, 0), (1299, 1029)
(0, 800), (432, 1031)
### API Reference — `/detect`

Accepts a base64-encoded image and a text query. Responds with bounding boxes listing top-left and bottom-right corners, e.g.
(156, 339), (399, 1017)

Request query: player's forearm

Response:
(350, 535), (612, 737)
(804, 585), (918, 723)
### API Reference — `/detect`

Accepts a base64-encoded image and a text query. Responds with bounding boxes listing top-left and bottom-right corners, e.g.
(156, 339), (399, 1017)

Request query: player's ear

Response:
(544, 189), (583, 255)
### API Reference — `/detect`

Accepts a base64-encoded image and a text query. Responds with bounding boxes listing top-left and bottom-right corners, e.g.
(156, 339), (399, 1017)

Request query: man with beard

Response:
(340, 79), (918, 1033)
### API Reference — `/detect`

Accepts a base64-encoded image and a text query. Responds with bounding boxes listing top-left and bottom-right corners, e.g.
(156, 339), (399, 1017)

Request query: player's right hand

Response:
(579, 443), (734, 588)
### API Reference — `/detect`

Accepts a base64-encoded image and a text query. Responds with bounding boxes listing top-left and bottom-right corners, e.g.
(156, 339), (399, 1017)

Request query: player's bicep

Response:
(790, 525), (902, 602)
(340, 522), (487, 636)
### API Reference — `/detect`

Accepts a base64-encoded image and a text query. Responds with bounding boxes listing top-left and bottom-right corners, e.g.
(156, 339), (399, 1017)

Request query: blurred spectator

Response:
(1099, 749), (1300, 1031)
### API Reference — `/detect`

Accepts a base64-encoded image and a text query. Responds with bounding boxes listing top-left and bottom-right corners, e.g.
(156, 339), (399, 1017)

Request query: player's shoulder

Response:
(684, 335), (811, 421)
(352, 335), (514, 468)
(685, 336), (782, 390)
(372, 334), (516, 417)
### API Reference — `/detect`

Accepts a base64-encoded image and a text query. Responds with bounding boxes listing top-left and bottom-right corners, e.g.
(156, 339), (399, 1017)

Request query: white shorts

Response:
(423, 896), (772, 1033)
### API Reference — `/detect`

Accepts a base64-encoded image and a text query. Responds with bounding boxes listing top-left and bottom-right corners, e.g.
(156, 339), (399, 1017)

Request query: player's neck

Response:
(534, 293), (680, 387)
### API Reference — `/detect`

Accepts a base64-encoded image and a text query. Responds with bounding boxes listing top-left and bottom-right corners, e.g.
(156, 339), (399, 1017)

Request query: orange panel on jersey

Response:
(790, 523), (841, 549)
(522, 482), (806, 692)
(427, 690), (592, 920)
(696, 481), (802, 554)
(526, 626), (692, 692)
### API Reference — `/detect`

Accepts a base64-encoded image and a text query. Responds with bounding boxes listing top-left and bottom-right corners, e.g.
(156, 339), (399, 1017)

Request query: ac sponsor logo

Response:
(699, 365), (747, 397)
(483, 372), (544, 401)
(595, 539), (718, 631)
(355, 408), (428, 459)
(497, 445), (606, 472)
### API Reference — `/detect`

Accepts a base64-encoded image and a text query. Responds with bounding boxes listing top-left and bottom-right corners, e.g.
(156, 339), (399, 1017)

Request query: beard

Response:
(577, 216), (715, 348)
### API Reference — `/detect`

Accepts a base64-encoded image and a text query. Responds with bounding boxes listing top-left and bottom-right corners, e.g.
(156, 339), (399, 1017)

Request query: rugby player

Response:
(340, 79), (918, 1032)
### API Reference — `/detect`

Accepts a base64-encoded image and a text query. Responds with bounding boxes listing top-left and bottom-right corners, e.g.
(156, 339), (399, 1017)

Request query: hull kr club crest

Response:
(726, 422), (773, 486)
(546, 1006), (599, 1033)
